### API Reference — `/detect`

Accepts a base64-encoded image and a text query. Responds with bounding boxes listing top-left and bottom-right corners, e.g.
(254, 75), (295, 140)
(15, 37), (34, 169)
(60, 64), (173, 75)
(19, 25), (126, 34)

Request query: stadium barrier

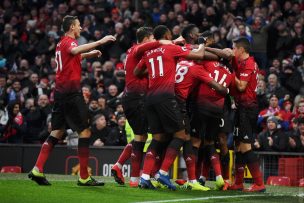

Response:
(0, 144), (303, 185)
(0, 144), (130, 177)
(178, 150), (304, 184)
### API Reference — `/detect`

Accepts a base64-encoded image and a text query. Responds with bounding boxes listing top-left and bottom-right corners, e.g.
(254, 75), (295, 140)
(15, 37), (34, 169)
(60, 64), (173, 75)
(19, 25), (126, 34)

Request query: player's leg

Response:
(29, 94), (65, 186)
(156, 99), (187, 190)
(114, 95), (148, 186)
(111, 140), (134, 185)
(140, 133), (164, 189)
(139, 104), (164, 189)
(66, 92), (104, 186)
(29, 129), (65, 185)
(218, 132), (230, 190)
(218, 114), (232, 190)
(240, 108), (265, 192)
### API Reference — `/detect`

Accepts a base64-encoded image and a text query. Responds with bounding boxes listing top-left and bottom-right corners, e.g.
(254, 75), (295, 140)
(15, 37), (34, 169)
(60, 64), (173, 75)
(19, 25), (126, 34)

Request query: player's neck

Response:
(239, 53), (250, 61)
(65, 32), (76, 39)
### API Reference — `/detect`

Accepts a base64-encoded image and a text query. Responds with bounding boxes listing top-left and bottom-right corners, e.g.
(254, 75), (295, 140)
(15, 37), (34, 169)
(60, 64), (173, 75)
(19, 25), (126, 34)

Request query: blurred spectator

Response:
(106, 84), (119, 110)
(287, 118), (301, 152)
(23, 98), (45, 143)
(88, 97), (102, 123)
(254, 116), (287, 151)
(90, 113), (110, 147)
(226, 16), (251, 42)
(37, 94), (51, 116)
(97, 95), (113, 120)
(82, 84), (92, 105)
(258, 94), (289, 131)
(265, 73), (290, 99)
(256, 79), (268, 111)
(0, 75), (7, 107)
(299, 118), (304, 152)
(293, 100), (304, 119)
(0, 101), (26, 143)
(106, 114), (127, 146)
(108, 22), (131, 62)
(249, 15), (270, 69)
(7, 80), (25, 104)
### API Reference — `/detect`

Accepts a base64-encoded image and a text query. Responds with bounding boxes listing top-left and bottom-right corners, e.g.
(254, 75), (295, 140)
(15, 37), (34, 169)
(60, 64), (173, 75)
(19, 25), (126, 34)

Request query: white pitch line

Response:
(134, 194), (267, 203)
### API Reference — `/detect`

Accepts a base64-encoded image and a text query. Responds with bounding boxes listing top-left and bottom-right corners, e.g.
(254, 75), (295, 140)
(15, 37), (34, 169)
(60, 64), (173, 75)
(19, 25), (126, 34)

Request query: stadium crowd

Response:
(0, 0), (303, 152)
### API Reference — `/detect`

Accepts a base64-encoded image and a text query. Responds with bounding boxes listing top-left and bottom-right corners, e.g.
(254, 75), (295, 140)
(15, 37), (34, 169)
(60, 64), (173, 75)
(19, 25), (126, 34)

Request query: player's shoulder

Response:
(127, 44), (138, 54)
(246, 56), (258, 68)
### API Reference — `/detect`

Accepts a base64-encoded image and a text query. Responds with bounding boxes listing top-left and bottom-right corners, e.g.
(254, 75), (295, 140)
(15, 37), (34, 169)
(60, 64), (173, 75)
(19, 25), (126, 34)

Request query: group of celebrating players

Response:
(111, 24), (265, 193)
(28, 15), (265, 193)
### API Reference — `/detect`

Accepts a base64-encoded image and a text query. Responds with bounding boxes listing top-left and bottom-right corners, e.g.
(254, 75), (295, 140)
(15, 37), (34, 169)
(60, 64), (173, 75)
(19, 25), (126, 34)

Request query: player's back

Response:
(175, 60), (212, 102)
(55, 36), (81, 93)
(124, 44), (148, 95)
(195, 60), (233, 117)
(142, 44), (190, 104)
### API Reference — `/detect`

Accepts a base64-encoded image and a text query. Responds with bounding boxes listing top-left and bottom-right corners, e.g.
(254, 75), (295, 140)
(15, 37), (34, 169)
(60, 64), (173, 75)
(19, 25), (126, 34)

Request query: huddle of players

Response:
(111, 24), (265, 192)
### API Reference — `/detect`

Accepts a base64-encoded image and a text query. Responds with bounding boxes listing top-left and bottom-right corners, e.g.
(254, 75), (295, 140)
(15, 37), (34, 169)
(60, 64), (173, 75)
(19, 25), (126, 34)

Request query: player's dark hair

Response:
(62, 15), (78, 33)
(233, 37), (251, 53)
(136, 27), (153, 43)
(153, 25), (169, 40)
(181, 24), (197, 40)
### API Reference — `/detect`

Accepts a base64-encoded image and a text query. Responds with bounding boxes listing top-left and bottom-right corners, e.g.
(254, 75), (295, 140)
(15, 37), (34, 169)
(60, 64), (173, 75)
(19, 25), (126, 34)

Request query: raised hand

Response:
(99, 35), (116, 45)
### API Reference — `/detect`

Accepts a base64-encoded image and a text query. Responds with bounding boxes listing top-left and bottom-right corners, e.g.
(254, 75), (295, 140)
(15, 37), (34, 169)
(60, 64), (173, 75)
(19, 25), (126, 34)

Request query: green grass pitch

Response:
(0, 174), (303, 203)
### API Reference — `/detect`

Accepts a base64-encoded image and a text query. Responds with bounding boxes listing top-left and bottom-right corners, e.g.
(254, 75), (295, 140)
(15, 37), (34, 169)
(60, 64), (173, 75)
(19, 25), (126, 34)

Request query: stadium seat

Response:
(1, 166), (22, 173)
(266, 176), (291, 186)
(299, 178), (304, 187)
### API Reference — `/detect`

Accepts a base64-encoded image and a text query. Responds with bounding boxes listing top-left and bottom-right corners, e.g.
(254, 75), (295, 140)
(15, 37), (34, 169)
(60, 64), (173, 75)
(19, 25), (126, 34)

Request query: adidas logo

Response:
(211, 156), (216, 160)
(146, 151), (154, 156)
(244, 135), (249, 139)
(185, 157), (192, 162)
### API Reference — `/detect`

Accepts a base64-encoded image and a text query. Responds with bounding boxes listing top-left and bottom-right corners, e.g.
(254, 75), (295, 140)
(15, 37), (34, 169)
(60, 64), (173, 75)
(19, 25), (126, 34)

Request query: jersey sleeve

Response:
(170, 44), (191, 58)
(193, 65), (213, 84)
(239, 61), (255, 82)
(66, 40), (78, 54)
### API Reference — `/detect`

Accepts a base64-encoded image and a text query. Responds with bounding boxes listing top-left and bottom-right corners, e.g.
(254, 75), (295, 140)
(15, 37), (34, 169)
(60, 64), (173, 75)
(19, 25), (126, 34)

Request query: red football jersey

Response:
(139, 44), (190, 103)
(232, 56), (259, 108)
(175, 60), (213, 101)
(196, 60), (233, 116)
(124, 42), (160, 94)
(54, 36), (81, 93)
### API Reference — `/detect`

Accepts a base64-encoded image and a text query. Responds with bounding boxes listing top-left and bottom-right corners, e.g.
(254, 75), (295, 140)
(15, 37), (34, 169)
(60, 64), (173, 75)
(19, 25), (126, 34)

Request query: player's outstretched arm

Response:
(234, 76), (248, 92)
(205, 47), (234, 60)
(208, 80), (229, 95)
(185, 44), (205, 60)
(134, 40), (172, 58)
(70, 35), (116, 55)
(81, 50), (102, 60)
(134, 59), (147, 78)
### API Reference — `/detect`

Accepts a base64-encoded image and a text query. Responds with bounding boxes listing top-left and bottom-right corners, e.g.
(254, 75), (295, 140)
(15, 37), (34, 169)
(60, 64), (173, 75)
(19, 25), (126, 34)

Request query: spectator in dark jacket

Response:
(298, 117), (304, 152)
(287, 118), (301, 152)
(90, 114), (111, 147)
(254, 116), (288, 151)
(266, 73), (290, 99)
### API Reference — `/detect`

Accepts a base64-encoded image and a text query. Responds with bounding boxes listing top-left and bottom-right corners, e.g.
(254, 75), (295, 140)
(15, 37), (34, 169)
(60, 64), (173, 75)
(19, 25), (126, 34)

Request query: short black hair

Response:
(153, 25), (169, 40)
(233, 37), (251, 53)
(181, 24), (197, 40)
(136, 27), (153, 43)
(201, 30), (213, 39)
(62, 15), (78, 33)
